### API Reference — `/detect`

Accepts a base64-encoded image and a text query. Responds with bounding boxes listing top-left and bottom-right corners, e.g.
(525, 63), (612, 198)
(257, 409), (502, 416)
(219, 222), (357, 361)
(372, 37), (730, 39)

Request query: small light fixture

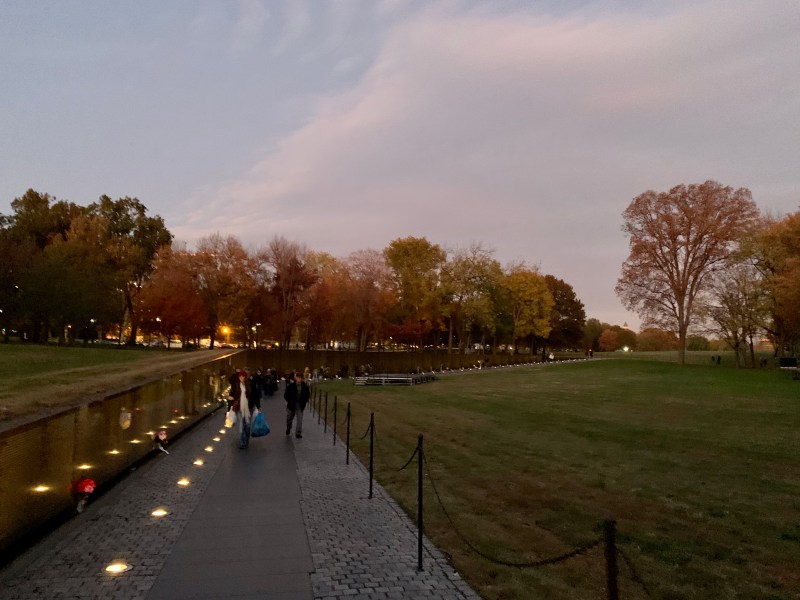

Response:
(146, 431), (155, 436)
(218, 429), (226, 434)
(108, 449), (120, 455)
(193, 459), (204, 466)
(177, 478), (190, 487)
(169, 420), (178, 424)
(77, 464), (92, 470)
(204, 446), (213, 452)
(151, 508), (169, 517)
(104, 560), (132, 574)
(33, 485), (50, 493)
(129, 439), (142, 444)
(212, 437), (221, 442)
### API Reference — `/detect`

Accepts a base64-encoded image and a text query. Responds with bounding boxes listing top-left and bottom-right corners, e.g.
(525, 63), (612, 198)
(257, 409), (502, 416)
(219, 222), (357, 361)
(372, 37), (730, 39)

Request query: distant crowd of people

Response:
(225, 366), (311, 449)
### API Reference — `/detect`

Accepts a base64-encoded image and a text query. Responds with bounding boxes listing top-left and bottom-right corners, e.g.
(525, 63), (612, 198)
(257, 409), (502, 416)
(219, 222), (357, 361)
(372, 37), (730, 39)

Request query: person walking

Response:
(229, 370), (260, 449)
(284, 371), (310, 439)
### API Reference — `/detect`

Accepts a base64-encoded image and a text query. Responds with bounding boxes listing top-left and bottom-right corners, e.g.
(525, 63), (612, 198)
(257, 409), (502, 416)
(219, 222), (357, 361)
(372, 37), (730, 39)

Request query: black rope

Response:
(397, 445), (419, 472)
(423, 448), (602, 568)
(359, 420), (372, 440)
(619, 547), (653, 597)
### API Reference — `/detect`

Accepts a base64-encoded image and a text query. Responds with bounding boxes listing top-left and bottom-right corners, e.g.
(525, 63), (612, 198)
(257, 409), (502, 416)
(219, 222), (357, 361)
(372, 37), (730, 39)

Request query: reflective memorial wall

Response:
(0, 354), (237, 562)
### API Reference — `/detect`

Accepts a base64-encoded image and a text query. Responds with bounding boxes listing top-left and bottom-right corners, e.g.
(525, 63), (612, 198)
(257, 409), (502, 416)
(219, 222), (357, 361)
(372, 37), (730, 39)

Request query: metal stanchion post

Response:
(346, 402), (351, 464)
(417, 433), (424, 572)
(324, 392), (328, 433)
(333, 396), (338, 446)
(368, 413), (374, 499)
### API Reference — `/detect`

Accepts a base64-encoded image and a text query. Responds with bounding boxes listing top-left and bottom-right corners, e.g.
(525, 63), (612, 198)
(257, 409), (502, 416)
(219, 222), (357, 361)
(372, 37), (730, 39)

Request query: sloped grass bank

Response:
(0, 344), (233, 424)
(318, 361), (800, 600)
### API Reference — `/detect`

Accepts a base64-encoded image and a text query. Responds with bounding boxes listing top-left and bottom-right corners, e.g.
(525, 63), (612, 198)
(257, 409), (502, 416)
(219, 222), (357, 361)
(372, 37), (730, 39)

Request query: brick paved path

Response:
(0, 390), (481, 600)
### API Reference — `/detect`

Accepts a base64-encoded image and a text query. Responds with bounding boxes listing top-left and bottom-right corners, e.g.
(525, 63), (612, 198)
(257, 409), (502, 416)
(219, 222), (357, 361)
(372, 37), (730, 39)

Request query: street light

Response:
(222, 326), (230, 345)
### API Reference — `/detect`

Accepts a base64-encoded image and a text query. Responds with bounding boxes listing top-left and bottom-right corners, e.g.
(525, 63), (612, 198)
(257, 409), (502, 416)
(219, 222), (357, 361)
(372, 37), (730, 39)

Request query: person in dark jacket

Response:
(229, 370), (260, 449)
(284, 371), (310, 439)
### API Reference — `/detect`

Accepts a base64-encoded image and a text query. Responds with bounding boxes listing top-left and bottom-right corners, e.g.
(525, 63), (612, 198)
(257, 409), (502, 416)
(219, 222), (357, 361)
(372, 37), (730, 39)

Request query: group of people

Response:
(227, 367), (311, 449)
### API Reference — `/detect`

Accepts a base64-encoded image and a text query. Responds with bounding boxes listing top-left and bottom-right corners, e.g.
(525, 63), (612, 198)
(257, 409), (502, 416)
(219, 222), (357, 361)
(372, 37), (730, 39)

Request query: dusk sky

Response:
(2, 0), (799, 330)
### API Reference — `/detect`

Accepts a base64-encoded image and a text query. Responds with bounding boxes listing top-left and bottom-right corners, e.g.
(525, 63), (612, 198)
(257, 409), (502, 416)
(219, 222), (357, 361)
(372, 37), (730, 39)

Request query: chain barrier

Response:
(619, 547), (652, 597)
(422, 447), (603, 568)
(359, 420), (372, 440)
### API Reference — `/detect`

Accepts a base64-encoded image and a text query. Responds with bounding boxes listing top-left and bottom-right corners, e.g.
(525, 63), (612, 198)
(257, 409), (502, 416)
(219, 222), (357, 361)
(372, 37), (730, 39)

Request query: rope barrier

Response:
(422, 448), (602, 568)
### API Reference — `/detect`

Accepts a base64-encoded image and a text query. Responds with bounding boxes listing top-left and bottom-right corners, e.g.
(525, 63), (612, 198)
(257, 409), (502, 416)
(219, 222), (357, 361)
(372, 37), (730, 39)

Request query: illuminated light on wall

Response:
(129, 439), (142, 444)
(169, 420), (178, 424)
(193, 459), (204, 466)
(212, 437), (221, 442)
(108, 449), (121, 455)
(77, 464), (92, 470)
(204, 446), (213, 452)
(218, 429), (226, 434)
(146, 431), (156, 436)
(177, 478), (190, 487)
(151, 508), (169, 517)
(33, 485), (50, 493)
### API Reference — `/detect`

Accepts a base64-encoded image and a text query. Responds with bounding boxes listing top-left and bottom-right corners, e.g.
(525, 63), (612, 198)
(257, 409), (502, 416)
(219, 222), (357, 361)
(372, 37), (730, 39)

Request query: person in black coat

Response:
(284, 371), (310, 439)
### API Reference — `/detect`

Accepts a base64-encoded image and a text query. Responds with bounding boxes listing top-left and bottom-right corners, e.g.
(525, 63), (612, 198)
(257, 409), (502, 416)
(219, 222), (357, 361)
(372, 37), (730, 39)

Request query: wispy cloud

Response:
(231, 0), (270, 55)
(172, 0), (800, 323)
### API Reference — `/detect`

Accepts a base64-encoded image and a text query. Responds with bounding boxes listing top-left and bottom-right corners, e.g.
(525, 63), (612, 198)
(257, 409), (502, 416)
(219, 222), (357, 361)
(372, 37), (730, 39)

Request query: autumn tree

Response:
(0, 229), (35, 342)
(140, 245), (207, 347)
(300, 251), (340, 349)
(539, 275), (586, 355)
(706, 260), (769, 367)
(502, 264), (553, 354)
(598, 329), (619, 352)
(440, 244), (502, 352)
(616, 181), (760, 364)
(189, 234), (254, 348)
(86, 196), (172, 345)
(747, 212), (800, 353)
(384, 236), (446, 348)
(637, 328), (679, 351)
(4, 189), (83, 249)
(340, 249), (395, 351)
(257, 236), (317, 348)
(20, 227), (120, 345)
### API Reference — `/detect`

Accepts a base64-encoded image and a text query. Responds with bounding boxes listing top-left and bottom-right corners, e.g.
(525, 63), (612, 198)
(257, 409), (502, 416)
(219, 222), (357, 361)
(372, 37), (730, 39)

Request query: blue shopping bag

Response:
(251, 410), (270, 437)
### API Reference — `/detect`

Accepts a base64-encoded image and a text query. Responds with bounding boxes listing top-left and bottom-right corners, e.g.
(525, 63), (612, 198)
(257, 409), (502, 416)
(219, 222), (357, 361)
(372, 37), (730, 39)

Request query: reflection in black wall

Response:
(0, 354), (236, 561)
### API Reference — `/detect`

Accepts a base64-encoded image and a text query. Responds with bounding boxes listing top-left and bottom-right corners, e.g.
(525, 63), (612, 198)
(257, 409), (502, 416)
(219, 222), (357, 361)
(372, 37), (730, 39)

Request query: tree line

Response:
(0, 189), (588, 356)
(4, 180), (795, 366)
(616, 180), (800, 367)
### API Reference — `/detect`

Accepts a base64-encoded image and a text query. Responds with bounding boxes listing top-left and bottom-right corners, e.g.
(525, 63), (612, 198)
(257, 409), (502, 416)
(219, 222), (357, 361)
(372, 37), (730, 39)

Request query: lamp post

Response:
(222, 326), (230, 345)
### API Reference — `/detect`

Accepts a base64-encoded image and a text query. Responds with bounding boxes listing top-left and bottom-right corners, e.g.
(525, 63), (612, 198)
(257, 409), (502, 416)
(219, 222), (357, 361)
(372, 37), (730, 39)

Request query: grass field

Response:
(315, 360), (800, 600)
(0, 344), (231, 423)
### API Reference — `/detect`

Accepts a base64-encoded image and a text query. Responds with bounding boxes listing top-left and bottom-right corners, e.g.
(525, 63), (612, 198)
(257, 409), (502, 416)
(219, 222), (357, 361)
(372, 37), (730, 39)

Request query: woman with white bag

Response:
(228, 370), (261, 449)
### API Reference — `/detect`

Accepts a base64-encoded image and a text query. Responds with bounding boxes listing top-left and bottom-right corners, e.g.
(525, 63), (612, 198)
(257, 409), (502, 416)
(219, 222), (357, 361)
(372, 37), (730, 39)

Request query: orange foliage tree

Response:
(616, 181), (759, 364)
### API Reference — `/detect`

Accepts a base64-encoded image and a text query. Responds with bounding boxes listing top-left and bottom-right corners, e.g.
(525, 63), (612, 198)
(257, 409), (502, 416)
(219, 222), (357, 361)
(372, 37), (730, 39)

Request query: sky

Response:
(2, 0), (799, 330)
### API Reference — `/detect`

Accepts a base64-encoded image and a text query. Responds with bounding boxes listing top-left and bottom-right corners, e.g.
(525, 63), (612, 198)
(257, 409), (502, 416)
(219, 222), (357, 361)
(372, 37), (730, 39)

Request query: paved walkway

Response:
(0, 391), (480, 600)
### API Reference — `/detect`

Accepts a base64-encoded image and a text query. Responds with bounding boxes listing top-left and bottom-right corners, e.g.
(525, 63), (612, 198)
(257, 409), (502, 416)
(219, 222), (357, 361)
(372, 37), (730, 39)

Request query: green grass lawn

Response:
(315, 360), (800, 600)
(0, 344), (230, 421)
